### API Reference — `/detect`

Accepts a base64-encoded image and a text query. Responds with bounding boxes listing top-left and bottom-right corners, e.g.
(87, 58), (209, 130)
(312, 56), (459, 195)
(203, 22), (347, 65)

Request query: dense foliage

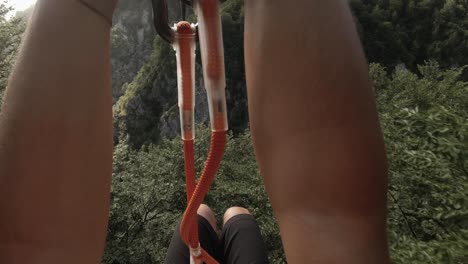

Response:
(106, 62), (467, 263)
(105, 128), (284, 263)
(351, 0), (468, 73)
(371, 62), (468, 263)
(0, 1), (26, 105)
(113, 38), (178, 146)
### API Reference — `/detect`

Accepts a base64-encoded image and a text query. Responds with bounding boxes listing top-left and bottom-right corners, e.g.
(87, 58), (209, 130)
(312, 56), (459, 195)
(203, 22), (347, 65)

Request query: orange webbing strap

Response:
(201, 0), (221, 81)
(176, 20), (201, 252)
(183, 140), (196, 202)
(181, 132), (226, 263)
(195, 0), (227, 132)
(183, 139), (199, 248)
(177, 1), (227, 262)
(176, 22), (194, 112)
(176, 21), (195, 140)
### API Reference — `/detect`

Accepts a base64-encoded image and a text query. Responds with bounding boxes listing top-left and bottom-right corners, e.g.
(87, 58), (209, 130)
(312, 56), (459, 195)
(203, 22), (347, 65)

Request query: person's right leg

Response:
(165, 204), (221, 264)
(221, 207), (269, 264)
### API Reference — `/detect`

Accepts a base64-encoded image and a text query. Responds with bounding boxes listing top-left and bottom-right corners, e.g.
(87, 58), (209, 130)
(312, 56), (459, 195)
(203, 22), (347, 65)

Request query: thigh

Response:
(221, 214), (269, 264)
(165, 215), (221, 264)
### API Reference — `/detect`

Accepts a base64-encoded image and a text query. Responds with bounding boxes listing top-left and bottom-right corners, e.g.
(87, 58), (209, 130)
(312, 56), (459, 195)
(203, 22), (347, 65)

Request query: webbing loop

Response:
(167, 0), (227, 263)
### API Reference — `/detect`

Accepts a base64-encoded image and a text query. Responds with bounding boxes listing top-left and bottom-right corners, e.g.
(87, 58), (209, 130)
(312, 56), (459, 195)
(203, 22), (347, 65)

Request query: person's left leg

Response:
(164, 204), (221, 264)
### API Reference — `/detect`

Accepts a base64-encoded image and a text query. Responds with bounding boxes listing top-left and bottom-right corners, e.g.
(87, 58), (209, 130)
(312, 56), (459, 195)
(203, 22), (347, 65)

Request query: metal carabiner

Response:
(151, 0), (192, 43)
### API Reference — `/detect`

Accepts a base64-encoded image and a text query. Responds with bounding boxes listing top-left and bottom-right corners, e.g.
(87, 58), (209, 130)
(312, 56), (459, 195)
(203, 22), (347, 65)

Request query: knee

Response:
(223, 206), (251, 225)
(197, 204), (217, 230)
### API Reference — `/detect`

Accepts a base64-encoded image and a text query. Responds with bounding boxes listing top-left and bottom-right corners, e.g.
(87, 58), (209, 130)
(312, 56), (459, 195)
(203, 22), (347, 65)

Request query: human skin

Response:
(0, 0), (115, 263)
(244, 0), (390, 263)
(0, 0), (390, 263)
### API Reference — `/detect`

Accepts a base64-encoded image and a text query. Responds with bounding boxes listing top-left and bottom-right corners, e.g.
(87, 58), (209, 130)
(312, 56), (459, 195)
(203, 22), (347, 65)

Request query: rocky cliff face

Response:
(113, 0), (248, 148)
(110, 0), (193, 103)
(111, 0), (155, 103)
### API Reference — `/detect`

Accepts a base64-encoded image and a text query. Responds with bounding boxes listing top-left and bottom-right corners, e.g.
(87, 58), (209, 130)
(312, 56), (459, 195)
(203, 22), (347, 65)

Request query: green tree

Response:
(0, 1), (27, 106)
(113, 37), (178, 147)
(105, 127), (284, 263)
(429, 0), (468, 68)
(370, 62), (468, 263)
(350, 0), (468, 71)
(106, 63), (468, 263)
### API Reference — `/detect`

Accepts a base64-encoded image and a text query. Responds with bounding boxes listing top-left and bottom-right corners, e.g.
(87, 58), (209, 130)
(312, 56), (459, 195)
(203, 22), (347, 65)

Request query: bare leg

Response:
(198, 204), (218, 231)
(244, 0), (389, 263)
(223, 206), (251, 225)
(222, 207), (268, 263)
(0, 0), (115, 263)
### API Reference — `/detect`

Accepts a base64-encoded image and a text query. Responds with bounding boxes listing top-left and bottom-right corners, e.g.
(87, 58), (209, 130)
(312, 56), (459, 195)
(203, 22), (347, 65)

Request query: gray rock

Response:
(111, 0), (155, 103)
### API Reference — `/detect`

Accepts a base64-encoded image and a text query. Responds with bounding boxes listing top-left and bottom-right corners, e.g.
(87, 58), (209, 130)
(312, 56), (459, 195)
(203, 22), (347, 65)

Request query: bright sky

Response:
(8, 0), (36, 12)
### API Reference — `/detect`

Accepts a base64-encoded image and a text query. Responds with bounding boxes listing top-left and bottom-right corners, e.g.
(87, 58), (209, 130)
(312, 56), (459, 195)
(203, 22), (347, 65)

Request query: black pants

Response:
(165, 214), (269, 264)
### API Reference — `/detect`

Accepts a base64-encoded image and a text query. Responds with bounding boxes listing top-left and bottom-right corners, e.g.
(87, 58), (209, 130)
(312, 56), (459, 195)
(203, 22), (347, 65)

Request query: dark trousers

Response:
(165, 214), (269, 264)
